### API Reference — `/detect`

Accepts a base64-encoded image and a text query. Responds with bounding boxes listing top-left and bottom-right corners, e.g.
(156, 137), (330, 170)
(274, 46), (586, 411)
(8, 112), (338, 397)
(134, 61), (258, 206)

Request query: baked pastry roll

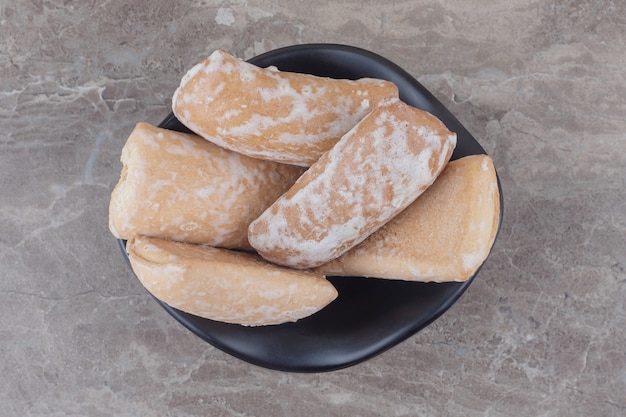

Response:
(248, 98), (457, 269)
(126, 236), (338, 326)
(109, 122), (305, 249)
(172, 49), (399, 166)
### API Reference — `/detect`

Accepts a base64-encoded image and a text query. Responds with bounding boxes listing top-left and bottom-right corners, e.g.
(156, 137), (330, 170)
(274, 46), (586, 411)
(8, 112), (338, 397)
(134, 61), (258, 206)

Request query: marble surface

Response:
(1, 0), (624, 415)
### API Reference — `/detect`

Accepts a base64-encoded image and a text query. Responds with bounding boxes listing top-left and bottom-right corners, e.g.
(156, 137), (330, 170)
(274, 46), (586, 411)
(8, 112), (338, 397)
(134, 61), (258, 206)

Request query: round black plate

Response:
(118, 44), (503, 372)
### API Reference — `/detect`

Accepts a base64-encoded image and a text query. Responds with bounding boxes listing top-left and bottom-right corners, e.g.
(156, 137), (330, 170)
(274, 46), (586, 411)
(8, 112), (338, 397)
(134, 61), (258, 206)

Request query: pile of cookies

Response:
(109, 50), (500, 326)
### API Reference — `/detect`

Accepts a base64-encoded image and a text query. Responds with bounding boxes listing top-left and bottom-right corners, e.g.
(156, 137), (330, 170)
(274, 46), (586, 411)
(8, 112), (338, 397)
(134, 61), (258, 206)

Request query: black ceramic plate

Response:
(118, 44), (503, 372)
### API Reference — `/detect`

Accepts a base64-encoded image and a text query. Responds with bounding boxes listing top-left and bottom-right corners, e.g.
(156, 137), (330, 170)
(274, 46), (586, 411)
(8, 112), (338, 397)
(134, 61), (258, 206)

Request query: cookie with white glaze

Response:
(109, 122), (305, 250)
(126, 236), (338, 326)
(248, 97), (457, 269)
(172, 50), (399, 166)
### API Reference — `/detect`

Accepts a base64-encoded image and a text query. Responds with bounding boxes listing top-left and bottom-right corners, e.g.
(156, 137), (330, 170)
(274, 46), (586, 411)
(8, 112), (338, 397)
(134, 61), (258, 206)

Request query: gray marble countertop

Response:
(2, 1), (624, 416)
